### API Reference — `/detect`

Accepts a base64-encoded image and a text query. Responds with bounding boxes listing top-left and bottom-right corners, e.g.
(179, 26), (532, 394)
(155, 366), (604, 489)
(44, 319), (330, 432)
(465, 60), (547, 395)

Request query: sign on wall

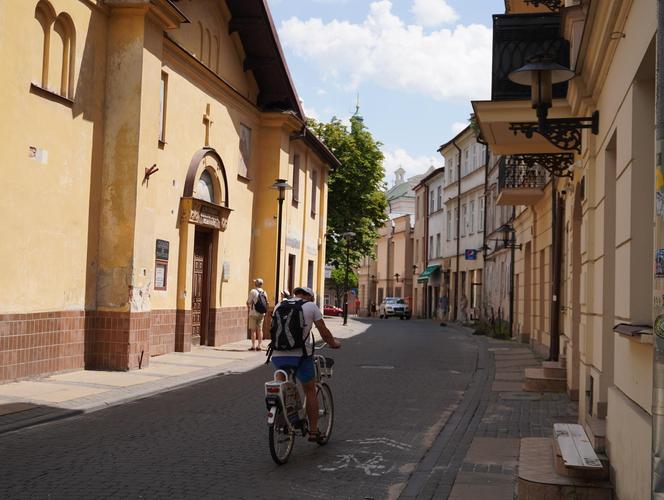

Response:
(155, 239), (169, 291)
(464, 249), (477, 261)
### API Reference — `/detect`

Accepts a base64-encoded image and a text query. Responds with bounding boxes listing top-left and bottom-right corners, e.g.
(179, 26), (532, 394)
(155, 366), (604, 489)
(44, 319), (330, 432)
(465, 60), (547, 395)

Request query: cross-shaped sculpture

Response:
(203, 103), (213, 146)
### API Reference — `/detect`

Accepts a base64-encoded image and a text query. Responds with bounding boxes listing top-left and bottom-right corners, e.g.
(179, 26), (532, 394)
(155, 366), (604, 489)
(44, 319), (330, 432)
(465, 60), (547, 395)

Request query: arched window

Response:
(213, 35), (220, 73)
(34, 2), (75, 98)
(194, 170), (215, 203)
(34, 0), (56, 88)
(205, 29), (212, 67)
(53, 13), (75, 98)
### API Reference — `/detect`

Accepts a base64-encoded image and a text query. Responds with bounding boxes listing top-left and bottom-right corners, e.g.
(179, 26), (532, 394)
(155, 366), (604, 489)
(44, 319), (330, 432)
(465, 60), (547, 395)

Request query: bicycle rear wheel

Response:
(269, 407), (294, 465)
(315, 383), (334, 445)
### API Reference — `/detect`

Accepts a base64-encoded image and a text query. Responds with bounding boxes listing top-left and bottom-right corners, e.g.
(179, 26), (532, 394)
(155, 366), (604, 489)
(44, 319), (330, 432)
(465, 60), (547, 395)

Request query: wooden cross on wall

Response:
(203, 103), (213, 147)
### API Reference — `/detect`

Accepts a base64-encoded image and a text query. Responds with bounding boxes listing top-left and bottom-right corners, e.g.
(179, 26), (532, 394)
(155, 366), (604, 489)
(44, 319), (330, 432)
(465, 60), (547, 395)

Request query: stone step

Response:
(552, 435), (610, 481)
(542, 360), (566, 378)
(583, 416), (607, 453)
(518, 438), (613, 500)
(523, 367), (566, 393)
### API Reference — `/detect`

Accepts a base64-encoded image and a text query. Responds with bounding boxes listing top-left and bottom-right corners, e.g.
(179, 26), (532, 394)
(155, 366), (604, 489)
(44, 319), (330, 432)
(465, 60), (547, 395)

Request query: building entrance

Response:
(192, 230), (212, 346)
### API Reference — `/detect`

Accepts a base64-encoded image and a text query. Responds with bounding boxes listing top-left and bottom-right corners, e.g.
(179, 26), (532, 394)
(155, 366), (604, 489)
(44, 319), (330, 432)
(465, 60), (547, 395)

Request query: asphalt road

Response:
(0, 319), (482, 500)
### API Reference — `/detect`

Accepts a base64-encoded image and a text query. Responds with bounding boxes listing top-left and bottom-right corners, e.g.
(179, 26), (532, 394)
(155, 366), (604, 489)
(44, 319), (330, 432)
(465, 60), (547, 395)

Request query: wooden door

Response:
(192, 231), (211, 346)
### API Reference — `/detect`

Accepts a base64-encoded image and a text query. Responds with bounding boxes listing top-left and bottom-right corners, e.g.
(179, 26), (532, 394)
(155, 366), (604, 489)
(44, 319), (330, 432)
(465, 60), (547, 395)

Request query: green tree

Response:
(329, 267), (358, 305)
(308, 115), (388, 267)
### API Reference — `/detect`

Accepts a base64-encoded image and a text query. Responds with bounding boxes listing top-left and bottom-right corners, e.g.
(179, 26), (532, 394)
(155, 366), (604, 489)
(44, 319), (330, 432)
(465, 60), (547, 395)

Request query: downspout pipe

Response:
(452, 140), (462, 321)
(477, 138), (491, 320)
(424, 184), (430, 317)
(652, 1), (664, 495)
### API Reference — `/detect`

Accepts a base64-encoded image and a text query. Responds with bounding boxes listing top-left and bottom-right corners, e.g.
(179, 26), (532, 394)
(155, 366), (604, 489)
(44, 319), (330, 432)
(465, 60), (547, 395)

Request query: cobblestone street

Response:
(0, 319), (576, 499)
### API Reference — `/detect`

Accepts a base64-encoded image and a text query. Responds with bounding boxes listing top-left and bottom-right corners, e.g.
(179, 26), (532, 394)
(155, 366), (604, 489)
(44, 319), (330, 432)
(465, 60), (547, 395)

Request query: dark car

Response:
(323, 304), (343, 316)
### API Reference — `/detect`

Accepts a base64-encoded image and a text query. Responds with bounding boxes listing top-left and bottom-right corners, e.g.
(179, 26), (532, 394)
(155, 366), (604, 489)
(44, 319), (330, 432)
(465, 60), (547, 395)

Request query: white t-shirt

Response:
(247, 288), (266, 317)
(271, 300), (323, 358)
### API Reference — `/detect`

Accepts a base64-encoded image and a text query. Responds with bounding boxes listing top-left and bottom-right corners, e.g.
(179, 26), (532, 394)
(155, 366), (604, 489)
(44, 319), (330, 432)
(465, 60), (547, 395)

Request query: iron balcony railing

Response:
(492, 13), (570, 101)
(498, 156), (548, 191)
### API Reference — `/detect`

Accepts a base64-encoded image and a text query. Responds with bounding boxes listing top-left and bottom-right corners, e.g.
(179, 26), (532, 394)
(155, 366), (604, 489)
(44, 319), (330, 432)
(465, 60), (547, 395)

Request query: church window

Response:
(159, 72), (168, 143)
(194, 170), (215, 203)
(310, 169), (318, 217)
(205, 29), (212, 66)
(213, 35), (220, 73)
(34, 3), (75, 99)
(292, 154), (300, 205)
(239, 124), (252, 178)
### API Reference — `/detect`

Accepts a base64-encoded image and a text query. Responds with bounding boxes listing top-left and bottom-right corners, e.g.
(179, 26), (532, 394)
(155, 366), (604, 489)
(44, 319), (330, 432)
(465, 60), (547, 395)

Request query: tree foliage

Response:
(328, 267), (358, 305)
(308, 115), (388, 267)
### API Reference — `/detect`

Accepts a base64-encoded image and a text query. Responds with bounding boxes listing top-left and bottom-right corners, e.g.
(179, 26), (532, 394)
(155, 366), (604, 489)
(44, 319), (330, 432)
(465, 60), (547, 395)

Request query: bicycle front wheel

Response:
(315, 383), (334, 445)
(269, 407), (294, 465)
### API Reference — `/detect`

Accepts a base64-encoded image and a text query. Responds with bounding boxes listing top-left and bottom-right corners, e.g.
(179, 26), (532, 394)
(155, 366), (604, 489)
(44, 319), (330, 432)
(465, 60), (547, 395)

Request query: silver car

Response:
(379, 297), (411, 319)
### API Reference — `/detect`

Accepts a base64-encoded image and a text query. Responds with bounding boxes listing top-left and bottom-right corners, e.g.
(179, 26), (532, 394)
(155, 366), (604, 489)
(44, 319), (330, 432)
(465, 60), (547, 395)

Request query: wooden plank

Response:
(554, 423), (584, 468)
(568, 424), (603, 468)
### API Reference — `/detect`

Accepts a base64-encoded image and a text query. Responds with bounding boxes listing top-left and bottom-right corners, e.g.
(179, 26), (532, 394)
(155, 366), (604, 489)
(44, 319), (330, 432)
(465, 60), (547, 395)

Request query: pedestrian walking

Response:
(247, 278), (268, 350)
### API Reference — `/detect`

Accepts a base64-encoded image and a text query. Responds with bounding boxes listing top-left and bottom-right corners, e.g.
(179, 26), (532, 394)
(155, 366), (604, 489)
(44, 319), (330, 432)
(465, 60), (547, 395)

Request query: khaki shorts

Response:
(248, 314), (264, 332)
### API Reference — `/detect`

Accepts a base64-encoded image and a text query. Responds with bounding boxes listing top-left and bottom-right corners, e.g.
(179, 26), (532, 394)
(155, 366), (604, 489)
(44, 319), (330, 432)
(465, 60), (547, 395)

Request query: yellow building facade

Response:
(474, 1), (657, 497)
(0, 0), (337, 382)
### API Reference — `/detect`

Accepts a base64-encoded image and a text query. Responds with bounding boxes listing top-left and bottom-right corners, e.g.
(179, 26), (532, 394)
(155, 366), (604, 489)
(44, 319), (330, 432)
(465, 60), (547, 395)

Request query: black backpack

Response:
(254, 289), (268, 314)
(266, 299), (311, 362)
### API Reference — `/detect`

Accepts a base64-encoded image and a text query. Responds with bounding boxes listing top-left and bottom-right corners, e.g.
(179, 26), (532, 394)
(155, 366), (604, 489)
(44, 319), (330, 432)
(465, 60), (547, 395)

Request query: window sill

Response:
(613, 323), (653, 345)
(30, 83), (74, 107)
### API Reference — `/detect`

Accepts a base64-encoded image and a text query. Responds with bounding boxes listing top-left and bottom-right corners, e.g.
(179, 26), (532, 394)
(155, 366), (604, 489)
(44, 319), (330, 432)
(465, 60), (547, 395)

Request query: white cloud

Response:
(451, 121), (468, 134)
(411, 0), (458, 27)
(279, 1), (492, 102)
(382, 146), (441, 184)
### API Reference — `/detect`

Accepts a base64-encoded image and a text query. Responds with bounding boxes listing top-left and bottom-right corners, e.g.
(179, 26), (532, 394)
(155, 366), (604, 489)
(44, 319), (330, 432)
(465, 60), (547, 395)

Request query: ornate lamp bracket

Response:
(509, 111), (599, 154)
(524, 0), (563, 11)
(511, 153), (574, 179)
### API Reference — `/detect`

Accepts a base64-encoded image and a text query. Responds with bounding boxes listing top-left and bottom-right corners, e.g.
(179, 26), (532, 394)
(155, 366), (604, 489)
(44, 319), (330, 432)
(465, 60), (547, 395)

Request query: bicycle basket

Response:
(315, 356), (334, 378)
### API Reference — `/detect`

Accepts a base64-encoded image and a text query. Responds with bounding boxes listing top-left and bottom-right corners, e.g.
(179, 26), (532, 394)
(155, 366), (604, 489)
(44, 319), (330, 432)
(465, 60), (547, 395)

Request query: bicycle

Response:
(264, 352), (335, 465)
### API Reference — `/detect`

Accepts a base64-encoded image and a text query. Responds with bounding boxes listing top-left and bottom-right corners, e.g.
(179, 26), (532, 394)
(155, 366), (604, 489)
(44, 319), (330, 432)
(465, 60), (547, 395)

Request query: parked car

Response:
(379, 297), (411, 319)
(323, 304), (343, 316)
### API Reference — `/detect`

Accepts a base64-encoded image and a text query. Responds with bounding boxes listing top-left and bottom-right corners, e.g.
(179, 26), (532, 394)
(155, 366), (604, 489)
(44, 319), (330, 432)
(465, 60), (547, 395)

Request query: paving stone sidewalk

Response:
(447, 336), (578, 500)
(0, 316), (370, 435)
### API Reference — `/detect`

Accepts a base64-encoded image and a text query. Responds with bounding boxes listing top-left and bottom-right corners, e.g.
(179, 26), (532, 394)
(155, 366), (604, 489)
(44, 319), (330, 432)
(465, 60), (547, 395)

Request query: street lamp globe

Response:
(270, 178), (292, 201)
(508, 56), (574, 126)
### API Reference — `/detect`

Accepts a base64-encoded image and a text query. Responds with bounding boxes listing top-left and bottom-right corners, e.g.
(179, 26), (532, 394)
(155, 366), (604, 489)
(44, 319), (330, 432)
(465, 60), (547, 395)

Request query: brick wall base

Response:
(0, 311), (85, 381)
(85, 311), (150, 371)
(1, 306), (250, 382)
(208, 307), (248, 346)
(150, 310), (176, 356)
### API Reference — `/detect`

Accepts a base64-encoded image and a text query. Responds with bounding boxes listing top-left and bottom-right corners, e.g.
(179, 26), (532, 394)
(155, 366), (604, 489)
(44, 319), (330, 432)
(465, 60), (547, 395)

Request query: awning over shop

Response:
(418, 265), (441, 283)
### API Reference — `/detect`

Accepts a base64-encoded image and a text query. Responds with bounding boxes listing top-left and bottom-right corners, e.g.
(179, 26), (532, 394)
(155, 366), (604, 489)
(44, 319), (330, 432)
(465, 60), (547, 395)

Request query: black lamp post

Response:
(271, 178), (292, 304)
(342, 231), (356, 326)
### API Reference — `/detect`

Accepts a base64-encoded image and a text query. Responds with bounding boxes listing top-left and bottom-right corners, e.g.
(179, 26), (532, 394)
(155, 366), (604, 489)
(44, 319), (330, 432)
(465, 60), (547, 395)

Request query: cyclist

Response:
(271, 286), (341, 442)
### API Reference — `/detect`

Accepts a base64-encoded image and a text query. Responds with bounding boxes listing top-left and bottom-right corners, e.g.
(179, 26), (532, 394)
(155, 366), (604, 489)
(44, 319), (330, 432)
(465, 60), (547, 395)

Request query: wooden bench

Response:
(553, 423), (603, 469)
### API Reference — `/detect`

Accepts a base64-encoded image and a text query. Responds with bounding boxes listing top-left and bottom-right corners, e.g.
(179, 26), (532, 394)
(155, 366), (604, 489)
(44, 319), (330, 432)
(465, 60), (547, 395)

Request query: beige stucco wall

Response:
(0, 0), (108, 313)
(607, 386), (652, 500)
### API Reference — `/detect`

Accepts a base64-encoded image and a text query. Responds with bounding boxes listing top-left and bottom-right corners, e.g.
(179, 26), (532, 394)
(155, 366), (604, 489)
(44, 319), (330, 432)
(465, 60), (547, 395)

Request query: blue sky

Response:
(267, 0), (505, 183)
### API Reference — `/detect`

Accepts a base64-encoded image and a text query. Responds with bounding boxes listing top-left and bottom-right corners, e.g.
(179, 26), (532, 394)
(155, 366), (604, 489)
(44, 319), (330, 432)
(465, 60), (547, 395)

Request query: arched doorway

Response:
(176, 148), (231, 350)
